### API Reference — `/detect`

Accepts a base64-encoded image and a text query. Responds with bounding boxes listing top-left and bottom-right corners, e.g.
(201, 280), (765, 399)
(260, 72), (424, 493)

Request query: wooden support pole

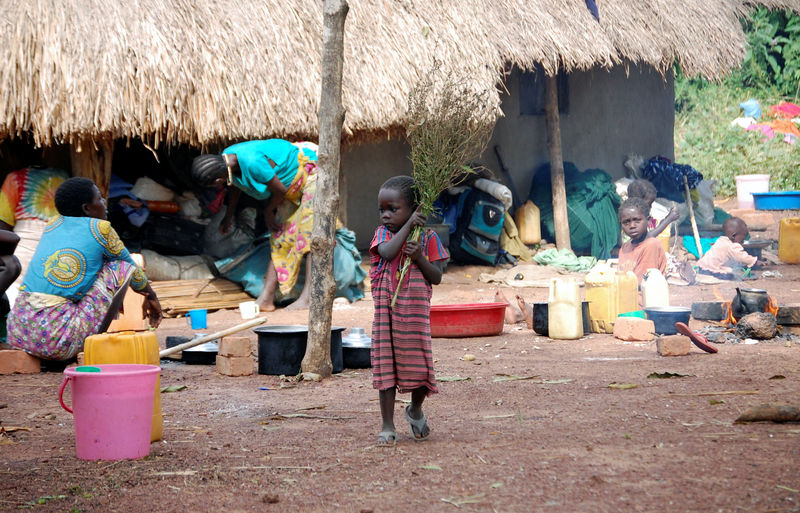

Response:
(303, 0), (348, 378)
(544, 74), (570, 251)
(70, 136), (113, 196)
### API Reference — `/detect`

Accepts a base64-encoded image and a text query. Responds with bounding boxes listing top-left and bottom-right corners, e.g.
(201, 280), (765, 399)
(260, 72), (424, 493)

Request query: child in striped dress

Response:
(370, 176), (448, 446)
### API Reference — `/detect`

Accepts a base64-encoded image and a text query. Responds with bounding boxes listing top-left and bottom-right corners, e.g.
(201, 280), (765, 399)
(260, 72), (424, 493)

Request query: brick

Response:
(776, 304), (800, 326)
(613, 317), (655, 341)
(726, 209), (774, 231)
(656, 335), (692, 356)
(219, 337), (251, 357)
(692, 301), (729, 321)
(0, 349), (41, 374)
(216, 355), (253, 376)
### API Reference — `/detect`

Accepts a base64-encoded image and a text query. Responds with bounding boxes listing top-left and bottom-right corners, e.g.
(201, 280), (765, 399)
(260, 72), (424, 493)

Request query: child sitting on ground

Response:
(695, 217), (757, 281)
(617, 197), (667, 285)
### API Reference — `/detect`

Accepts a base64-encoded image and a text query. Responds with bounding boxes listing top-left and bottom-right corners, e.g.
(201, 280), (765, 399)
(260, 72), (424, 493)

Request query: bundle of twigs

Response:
(391, 61), (498, 307)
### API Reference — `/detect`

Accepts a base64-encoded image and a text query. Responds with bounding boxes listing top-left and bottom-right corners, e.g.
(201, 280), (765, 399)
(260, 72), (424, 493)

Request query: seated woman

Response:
(192, 139), (329, 311)
(6, 178), (162, 361)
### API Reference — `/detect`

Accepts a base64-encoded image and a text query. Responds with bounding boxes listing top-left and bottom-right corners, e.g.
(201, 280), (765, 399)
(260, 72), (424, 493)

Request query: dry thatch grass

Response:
(0, 0), (794, 148)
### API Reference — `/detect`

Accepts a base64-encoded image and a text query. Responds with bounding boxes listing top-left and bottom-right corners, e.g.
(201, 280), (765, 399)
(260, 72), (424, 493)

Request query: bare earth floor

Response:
(2, 255), (800, 512)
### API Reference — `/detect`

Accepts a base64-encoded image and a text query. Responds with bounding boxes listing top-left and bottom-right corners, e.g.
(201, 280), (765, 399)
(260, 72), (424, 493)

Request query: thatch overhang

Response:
(0, 0), (795, 149)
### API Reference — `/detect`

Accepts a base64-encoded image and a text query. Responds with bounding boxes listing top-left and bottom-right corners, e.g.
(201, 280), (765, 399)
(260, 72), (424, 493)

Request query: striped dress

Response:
(369, 226), (448, 395)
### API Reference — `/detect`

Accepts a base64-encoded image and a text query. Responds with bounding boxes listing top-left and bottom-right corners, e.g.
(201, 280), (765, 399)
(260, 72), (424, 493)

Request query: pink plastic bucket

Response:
(59, 364), (160, 460)
(735, 174), (770, 209)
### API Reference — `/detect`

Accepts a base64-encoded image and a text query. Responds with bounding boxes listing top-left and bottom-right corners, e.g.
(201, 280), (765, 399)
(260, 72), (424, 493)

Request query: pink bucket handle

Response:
(59, 376), (73, 414)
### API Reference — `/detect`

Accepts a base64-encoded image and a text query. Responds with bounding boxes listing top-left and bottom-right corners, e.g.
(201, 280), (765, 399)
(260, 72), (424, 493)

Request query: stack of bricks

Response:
(0, 349), (41, 375)
(216, 336), (254, 376)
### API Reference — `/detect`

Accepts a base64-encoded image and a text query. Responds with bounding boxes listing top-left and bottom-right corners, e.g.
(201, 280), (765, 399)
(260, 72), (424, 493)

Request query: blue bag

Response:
(448, 188), (505, 265)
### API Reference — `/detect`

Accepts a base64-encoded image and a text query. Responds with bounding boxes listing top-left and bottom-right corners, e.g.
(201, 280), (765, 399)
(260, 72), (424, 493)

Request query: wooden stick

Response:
(158, 316), (267, 357)
(192, 278), (214, 298)
(683, 175), (703, 258)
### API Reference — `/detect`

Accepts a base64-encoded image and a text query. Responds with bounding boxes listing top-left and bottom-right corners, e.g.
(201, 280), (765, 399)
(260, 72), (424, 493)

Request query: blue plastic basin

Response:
(752, 192), (800, 210)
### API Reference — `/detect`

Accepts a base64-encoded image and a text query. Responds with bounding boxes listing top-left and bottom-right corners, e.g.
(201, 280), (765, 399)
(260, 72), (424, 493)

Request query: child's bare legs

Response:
(378, 387), (397, 444)
(406, 386), (431, 439)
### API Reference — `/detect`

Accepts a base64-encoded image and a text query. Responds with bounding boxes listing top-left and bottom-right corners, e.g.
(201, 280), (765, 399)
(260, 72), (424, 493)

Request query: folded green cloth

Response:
(533, 248), (597, 272)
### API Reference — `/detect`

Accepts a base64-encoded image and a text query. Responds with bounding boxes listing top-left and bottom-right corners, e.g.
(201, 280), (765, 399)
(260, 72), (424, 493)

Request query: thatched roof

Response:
(0, 0), (795, 148)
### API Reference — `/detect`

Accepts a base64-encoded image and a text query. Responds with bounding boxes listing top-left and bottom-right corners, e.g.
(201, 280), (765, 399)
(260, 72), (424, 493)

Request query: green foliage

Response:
(674, 8), (800, 198)
(674, 82), (800, 197)
(406, 60), (497, 215)
(732, 8), (800, 98)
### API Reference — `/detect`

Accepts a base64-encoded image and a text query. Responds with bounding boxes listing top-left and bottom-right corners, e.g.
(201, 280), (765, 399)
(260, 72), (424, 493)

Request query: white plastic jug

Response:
(548, 277), (583, 340)
(642, 268), (670, 308)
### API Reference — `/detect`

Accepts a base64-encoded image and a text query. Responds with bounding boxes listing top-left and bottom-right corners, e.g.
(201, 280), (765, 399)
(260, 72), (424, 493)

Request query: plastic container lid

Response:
(75, 366), (102, 373)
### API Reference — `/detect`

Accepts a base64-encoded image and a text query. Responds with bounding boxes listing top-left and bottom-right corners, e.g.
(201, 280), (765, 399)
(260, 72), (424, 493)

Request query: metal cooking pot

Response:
(342, 328), (371, 369)
(731, 287), (769, 321)
(181, 341), (218, 365)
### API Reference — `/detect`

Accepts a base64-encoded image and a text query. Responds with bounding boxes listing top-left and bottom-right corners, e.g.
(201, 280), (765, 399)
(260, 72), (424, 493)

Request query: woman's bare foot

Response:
(516, 294), (533, 330)
(258, 301), (277, 312)
(285, 297), (309, 311)
(495, 288), (523, 324)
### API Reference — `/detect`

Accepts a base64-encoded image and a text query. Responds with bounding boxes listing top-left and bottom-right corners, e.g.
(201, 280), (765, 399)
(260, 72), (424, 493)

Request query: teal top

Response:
(21, 216), (148, 300)
(222, 139), (316, 200)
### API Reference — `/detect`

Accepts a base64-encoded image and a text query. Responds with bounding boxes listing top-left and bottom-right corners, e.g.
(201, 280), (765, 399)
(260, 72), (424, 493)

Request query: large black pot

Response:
(254, 325), (343, 375)
(532, 302), (591, 337)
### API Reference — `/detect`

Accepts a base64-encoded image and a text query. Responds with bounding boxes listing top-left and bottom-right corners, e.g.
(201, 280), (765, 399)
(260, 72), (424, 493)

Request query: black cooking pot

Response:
(254, 325), (344, 375)
(532, 302), (591, 337)
(644, 306), (691, 335)
(342, 328), (371, 369)
(181, 342), (219, 365)
(166, 335), (218, 365)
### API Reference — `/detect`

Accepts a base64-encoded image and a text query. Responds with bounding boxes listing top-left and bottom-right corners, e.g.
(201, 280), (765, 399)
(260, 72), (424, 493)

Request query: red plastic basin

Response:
(430, 303), (507, 338)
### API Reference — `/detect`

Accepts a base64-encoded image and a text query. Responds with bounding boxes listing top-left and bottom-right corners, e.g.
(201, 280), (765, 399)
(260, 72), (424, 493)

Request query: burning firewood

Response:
(735, 404), (800, 424)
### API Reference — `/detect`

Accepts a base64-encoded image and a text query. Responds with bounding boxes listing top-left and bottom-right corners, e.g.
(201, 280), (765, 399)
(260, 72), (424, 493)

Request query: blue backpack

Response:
(448, 188), (505, 265)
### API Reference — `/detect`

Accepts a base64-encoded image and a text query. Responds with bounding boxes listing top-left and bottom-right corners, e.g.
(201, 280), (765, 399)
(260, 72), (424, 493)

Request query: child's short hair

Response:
(618, 197), (651, 219)
(723, 216), (747, 237)
(627, 179), (657, 200)
(380, 175), (418, 209)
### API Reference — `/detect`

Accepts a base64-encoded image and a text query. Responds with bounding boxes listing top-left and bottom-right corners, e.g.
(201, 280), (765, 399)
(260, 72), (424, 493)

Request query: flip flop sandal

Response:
(675, 322), (718, 354)
(377, 430), (397, 447)
(405, 405), (430, 441)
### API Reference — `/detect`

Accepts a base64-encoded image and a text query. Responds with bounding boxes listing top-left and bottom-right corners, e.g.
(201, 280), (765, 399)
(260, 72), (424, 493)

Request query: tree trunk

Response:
(70, 136), (114, 197)
(544, 74), (570, 251)
(302, 0), (348, 377)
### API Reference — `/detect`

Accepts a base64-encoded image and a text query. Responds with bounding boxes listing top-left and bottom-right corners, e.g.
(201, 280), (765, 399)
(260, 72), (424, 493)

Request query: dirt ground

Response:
(2, 208), (800, 513)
